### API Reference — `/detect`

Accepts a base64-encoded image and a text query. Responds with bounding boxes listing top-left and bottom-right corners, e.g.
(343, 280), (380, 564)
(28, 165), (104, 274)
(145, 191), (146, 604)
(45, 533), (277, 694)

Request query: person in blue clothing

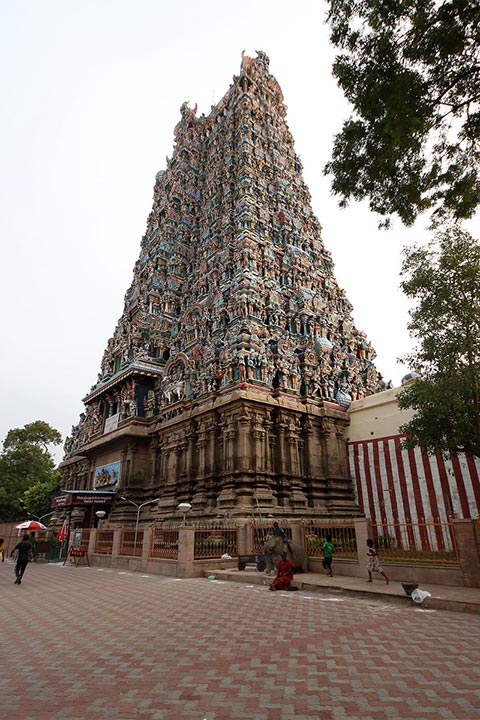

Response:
(273, 521), (290, 547)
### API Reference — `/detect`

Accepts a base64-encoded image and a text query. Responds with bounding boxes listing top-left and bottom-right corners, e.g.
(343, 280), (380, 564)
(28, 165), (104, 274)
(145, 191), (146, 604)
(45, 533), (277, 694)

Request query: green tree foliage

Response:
(0, 421), (62, 521)
(324, 1), (480, 226)
(23, 475), (61, 521)
(398, 227), (480, 456)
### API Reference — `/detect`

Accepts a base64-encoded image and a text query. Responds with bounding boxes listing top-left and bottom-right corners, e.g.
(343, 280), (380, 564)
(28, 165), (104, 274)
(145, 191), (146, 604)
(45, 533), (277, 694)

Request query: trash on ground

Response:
(411, 588), (431, 604)
(401, 582), (418, 596)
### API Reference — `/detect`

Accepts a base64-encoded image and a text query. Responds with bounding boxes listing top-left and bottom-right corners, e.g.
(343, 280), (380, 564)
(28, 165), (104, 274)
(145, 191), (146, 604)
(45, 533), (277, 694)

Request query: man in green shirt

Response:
(322, 534), (335, 577)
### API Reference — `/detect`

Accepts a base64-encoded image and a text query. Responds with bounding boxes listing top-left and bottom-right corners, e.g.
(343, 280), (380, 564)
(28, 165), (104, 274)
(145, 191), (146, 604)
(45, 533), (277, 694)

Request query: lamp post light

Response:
(177, 502), (192, 526)
(28, 510), (58, 524)
(120, 497), (160, 555)
(95, 510), (106, 531)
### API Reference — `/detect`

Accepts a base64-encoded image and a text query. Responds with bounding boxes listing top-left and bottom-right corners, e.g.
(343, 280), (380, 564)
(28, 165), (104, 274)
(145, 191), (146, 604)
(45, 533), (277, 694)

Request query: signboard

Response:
(51, 492), (115, 508)
(94, 461), (121, 490)
(51, 494), (69, 507)
(73, 529), (83, 548)
(104, 413), (119, 434)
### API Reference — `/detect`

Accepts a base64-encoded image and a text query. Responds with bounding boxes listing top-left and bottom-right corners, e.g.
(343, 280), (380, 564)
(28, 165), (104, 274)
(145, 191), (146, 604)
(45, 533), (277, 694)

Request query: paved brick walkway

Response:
(1, 561), (479, 719)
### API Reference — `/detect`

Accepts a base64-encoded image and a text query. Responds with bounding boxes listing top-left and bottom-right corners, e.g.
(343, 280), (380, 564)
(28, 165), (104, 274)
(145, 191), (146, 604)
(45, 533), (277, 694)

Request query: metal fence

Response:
(95, 530), (114, 555)
(119, 529), (144, 557)
(251, 522), (292, 553)
(370, 517), (459, 564)
(150, 528), (179, 559)
(301, 521), (357, 559)
(194, 527), (238, 559)
(79, 529), (90, 552)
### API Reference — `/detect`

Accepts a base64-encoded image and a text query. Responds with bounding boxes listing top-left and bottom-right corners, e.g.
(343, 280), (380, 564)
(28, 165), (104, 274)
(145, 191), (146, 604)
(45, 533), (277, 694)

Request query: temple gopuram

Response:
(59, 51), (388, 528)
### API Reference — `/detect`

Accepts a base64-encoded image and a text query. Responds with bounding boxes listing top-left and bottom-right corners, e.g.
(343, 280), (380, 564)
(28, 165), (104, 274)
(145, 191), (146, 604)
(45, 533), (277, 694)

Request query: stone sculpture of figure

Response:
(241, 50), (256, 71)
(144, 390), (155, 418)
(180, 101), (198, 126)
(336, 380), (352, 408)
(126, 398), (137, 417)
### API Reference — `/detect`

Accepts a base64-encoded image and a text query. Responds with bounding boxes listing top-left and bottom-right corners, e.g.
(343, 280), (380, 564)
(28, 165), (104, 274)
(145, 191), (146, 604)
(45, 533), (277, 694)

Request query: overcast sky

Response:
(1, 0), (478, 463)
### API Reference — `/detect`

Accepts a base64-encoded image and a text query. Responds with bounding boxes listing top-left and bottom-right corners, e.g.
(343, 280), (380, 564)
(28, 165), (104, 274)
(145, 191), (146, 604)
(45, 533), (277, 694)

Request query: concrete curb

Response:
(205, 568), (480, 615)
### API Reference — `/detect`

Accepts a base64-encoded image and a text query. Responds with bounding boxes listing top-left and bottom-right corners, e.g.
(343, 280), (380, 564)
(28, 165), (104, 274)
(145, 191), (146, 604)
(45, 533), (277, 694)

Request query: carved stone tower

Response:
(60, 51), (387, 526)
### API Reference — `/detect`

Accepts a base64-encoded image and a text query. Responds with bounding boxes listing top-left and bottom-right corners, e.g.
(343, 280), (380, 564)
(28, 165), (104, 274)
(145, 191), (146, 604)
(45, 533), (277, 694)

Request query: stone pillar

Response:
(287, 419), (307, 509)
(453, 519), (480, 588)
(206, 420), (217, 477)
(276, 415), (288, 475)
(217, 425), (237, 509)
(237, 412), (251, 470)
(249, 412), (263, 472)
(150, 437), (160, 484)
(177, 525), (195, 578)
(237, 522), (249, 555)
(185, 428), (196, 478)
(223, 421), (235, 473)
(289, 519), (303, 547)
(88, 529), (97, 556)
(120, 448), (128, 489)
(128, 440), (139, 487)
(336, 425), (349, 477)
(264, 418), (274, 474)
(355, 518), (371, 569)
(197, 425), (207, 477)
(141, 528), (152, 570)
(320, 420), (340, 476)
(112, 528), (122, 560)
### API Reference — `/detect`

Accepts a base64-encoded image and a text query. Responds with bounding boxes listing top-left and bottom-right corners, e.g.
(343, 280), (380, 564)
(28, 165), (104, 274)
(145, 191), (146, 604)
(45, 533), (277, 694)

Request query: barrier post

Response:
(453, 519), (480, 588)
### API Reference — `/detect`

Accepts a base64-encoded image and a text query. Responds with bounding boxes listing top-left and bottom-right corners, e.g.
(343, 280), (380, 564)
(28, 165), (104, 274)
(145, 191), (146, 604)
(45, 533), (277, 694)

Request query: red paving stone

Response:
(1, 561), (479, 719)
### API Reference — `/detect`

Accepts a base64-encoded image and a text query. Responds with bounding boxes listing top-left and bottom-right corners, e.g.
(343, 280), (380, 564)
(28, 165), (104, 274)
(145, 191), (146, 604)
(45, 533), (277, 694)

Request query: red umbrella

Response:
(16, 520), (48, 531)
(56, 520), (69, 542)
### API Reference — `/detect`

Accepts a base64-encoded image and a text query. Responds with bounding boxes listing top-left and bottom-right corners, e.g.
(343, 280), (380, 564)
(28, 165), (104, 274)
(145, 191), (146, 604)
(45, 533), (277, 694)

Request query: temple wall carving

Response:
(60, 50), (389, 523)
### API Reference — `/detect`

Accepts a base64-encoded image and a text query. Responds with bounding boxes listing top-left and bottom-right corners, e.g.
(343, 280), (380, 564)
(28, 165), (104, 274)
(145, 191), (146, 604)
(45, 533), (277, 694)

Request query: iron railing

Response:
(370, 517), (459, 564)
(119, 529), (144, 557)
(301, 521), (357, 559)
(194, 527), (238, 559)
(79, 529), (90, 552)
(150, 528), (179, 559)
(95, 530), (114, 555)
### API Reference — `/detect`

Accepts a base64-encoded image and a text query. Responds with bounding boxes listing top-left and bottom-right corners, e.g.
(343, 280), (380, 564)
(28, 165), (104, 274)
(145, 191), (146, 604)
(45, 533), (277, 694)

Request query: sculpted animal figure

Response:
(264, 535), (308, 575)
(241, 49), (255, 70)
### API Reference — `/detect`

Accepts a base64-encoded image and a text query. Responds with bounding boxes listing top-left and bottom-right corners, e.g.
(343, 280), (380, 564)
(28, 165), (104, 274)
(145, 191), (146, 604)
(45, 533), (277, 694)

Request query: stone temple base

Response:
(61, 386), (361, 525)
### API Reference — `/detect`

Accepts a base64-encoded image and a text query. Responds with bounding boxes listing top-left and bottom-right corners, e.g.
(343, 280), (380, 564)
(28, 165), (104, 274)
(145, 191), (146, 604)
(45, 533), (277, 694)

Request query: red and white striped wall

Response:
(347, 435), (480, 523)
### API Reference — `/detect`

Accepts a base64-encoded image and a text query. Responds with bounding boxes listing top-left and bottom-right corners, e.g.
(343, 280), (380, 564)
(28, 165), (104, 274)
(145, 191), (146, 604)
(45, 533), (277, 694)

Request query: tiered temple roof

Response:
(64, 50), (387, 458)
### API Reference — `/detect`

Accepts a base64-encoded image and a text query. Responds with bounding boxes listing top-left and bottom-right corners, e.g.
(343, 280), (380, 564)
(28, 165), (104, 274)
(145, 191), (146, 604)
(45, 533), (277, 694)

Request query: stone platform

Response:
(204, 567), (480, 616)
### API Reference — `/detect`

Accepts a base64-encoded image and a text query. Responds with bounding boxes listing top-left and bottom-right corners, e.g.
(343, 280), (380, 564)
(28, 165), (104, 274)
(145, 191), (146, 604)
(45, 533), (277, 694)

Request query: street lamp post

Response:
(27, 510), (58, 523)
(177, 502), (192, 526)
(95, 510), (106, 530)
(121, 497), (160, 555)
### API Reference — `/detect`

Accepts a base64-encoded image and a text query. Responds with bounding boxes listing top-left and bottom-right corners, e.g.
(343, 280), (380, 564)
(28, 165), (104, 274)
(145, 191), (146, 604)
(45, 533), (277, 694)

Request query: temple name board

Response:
(51, 492), (115, 508)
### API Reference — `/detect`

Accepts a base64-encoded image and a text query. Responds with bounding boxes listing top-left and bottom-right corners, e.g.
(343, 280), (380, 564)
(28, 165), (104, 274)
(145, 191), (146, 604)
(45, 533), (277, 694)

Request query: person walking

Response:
(322, 534), (335, 577)
(11, 533), (33, 585)
(366, 538), (389, 584)
(0, 537), (5, 562)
